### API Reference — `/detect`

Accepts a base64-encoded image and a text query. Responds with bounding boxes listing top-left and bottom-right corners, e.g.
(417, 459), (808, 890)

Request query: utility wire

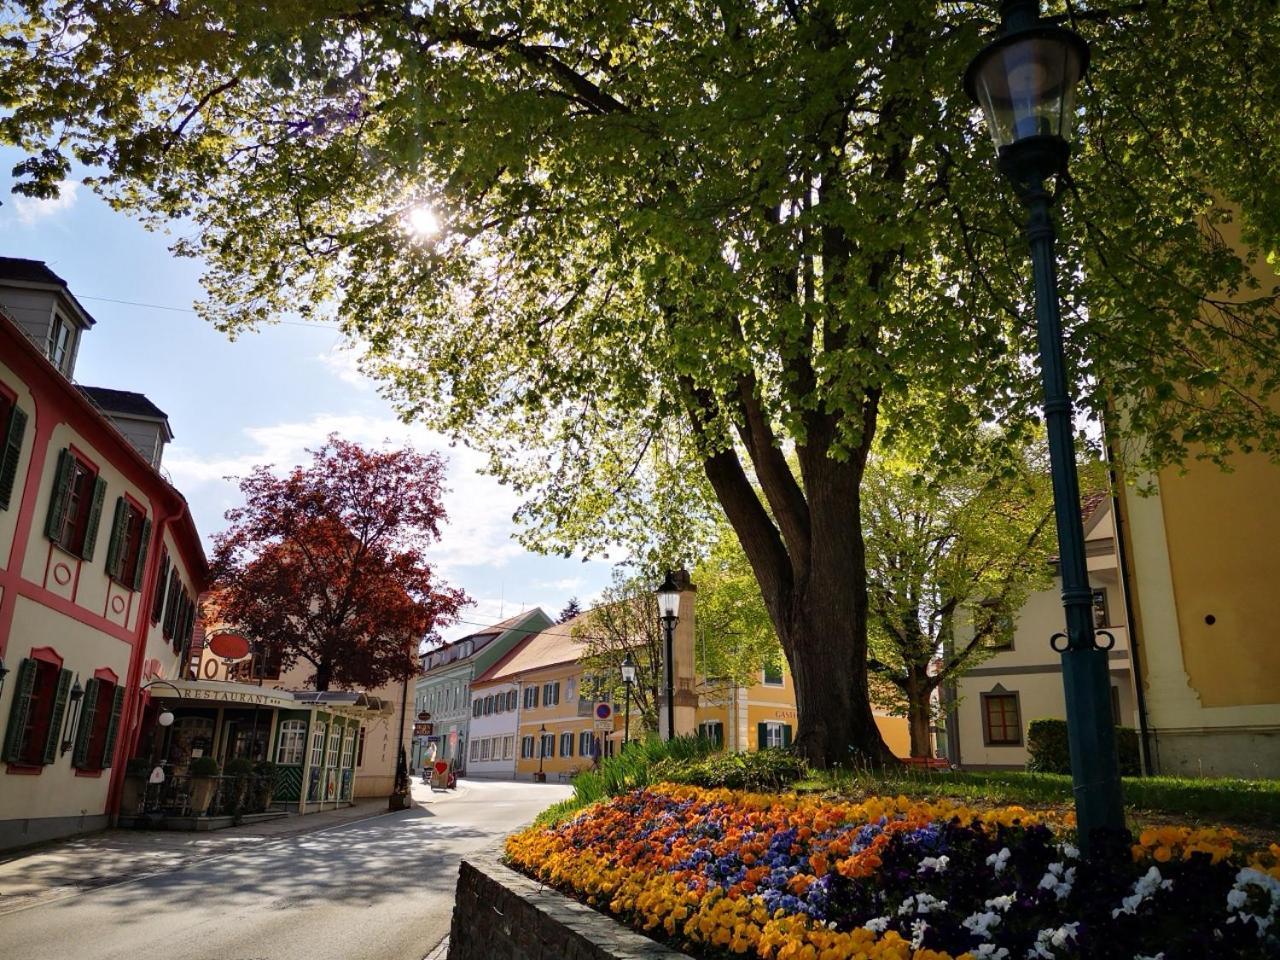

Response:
(75, 293), (341, 330)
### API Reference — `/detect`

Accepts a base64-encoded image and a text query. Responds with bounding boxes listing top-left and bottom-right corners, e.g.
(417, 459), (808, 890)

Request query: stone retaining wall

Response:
(448, 853), (691, 960)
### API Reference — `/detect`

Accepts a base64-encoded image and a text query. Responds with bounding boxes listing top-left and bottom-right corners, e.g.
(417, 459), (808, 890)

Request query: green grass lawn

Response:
(804, 767), (1280, 832)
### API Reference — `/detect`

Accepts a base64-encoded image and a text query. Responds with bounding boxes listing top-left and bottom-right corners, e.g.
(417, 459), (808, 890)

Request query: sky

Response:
(0, 151), (615, 642)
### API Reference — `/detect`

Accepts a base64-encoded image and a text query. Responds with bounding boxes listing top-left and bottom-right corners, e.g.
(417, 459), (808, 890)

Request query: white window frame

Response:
(276, 719), (307, 765)
(327, 727), (342, 766)
(341, 729), (356, 768)
(310, 724), (327, 767)
(764, 722), (785, 749)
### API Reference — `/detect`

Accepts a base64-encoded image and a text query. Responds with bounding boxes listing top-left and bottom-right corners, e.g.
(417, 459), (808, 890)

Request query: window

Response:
(541, 732), (555, 758)
(506, 690), (518, 711)
(470, 740), (480, 762)
(276, 720), (307, 765)
(480, 739), (491, 761)
(698, 721), (725, 749)
(0, 391), (28, 512)
(106, 497), (150, 590)
(758, 721), (790, 750)
(47, 314), (74, 372)
(472, 698), (482, 718)
(149, 551), (170, 623)
(341, 730), (356, 768)
(579, 731), (594, 757)
(524, 685), (538, 710)
(327, 727), (342, 766)
(762, 661), (784, 686)
(356, 727), (366, 767)
(1093, 588), (1109, 629)
(45, 449), (105, 559)
(502, 735), (514, 760)
(982, 693), (1022, 746)
(69, 675), (124, 772)
(2, 653), (73, 766)
(484, 694), (494, 715)
(493, 693), (504, 714)
(543, 682), (560, 706)
(560, 731), (574, 757)
(978, 600), (1015, 650)
(566, 678), (577, 701)
(521, 735), (534, 759)
(310, 724), (327, 767)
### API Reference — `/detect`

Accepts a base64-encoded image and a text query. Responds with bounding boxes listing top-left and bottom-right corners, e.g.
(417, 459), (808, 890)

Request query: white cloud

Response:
(167, 412), (526, 573)
(11, 180), (80, 225)
(314, 340), (372, 390)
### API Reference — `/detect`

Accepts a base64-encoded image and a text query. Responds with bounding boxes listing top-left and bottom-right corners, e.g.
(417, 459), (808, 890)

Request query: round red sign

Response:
(595, 702), (613, 721)
(434, 761), (449, 774)
(207, 632), (251, 661)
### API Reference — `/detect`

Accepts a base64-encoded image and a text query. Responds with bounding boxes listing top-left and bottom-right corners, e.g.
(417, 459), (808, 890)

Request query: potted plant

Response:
(118, 758), (153, 816)
(252, 760), (278, 812)
(224, 757), (256, 816)
(189, 755), (221, 816)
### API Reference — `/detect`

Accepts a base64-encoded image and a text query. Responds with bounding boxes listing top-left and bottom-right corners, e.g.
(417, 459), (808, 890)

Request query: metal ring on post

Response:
(1093, 629), (1117, 651)
(1049, 632), (1070, 653)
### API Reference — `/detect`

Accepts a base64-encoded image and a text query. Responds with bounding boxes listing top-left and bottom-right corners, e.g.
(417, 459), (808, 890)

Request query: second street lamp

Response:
(656, 572), (680, 742)
(965, 0), (1126, 853)
(620, 655), (637, 748)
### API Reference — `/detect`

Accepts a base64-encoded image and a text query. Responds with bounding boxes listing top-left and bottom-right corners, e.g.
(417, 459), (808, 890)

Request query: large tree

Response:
(862, 444), (1064, 757)
(210, 437), (467, 690)
(4, 3), (1278, 764)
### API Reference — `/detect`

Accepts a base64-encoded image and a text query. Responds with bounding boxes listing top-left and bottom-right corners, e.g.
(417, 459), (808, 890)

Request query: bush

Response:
(223, 757), (256, 777)
(1027, 718), (1142, 776)
(190, 755), (221, 777)
(653, 749), (810, 791)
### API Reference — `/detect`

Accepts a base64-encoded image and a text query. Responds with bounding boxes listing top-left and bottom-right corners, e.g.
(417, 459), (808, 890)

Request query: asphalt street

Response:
(0, 779), (572, 960)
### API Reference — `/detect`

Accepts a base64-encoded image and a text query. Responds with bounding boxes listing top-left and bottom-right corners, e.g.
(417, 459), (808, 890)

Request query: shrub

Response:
(189, 755), (221, 777)
(1028, 718), (1142, 776)
(653, 749), (810, 791)
(223, 757), (256, 777)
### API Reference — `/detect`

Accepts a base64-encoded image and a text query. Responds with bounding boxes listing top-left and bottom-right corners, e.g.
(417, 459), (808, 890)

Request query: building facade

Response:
(950, 497), (1137, 769)
(0, 259), (207, 850)
(413, 609), (551, 772)
(463, 679), (521, 779)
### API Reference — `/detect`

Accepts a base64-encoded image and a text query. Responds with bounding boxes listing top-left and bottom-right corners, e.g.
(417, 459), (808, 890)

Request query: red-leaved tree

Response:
(210, 436), (468, 691)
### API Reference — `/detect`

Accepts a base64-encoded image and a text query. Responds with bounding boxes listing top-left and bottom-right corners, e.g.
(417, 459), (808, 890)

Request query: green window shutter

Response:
(100, 686), (125, 769)
(132, 516), (152, 591)
(41, 668), (73, 765)
(80, 476), (108, 560)
(151, 551), (170, 623)
(781, 724), (793, 749)
(43, 448), (74, 542)
(105, 497), (128, 579)
(715, 723), (724, 749)
(177, 595), (195, 664)
(162, 570), (180, 639)
(0, 405), (28, 511)
(757, 722), (768, 751)
(2, 659), (39, 762)
(72, 678), (101, 768)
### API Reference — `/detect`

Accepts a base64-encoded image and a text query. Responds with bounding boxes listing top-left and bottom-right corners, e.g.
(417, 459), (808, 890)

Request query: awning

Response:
(147, 678), (298, 711)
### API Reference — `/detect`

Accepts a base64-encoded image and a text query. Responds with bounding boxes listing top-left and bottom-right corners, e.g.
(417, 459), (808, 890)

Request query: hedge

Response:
(1027, 717), (1142, 776)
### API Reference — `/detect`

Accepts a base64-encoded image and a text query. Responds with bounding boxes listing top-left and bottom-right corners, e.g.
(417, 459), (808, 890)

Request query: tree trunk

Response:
(906, 667), (934, 759)
(315, 661), (331, 691)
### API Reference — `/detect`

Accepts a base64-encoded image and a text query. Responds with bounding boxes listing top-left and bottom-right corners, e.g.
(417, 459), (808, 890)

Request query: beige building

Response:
(952, 496), (1138, 769)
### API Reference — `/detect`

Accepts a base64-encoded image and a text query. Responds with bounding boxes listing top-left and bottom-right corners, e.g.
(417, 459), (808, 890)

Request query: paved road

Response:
(0, 779), (571, 960)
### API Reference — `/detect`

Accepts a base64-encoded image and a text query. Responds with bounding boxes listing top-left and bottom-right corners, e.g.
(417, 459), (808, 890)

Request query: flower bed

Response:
(506, 784), (1280, 960)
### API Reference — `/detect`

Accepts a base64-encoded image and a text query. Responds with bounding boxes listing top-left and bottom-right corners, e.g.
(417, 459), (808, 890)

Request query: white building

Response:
(464, 680), (521, 779)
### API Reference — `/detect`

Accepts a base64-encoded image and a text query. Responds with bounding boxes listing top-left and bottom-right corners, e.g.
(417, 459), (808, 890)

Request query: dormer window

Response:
(47, 314), (74, 373)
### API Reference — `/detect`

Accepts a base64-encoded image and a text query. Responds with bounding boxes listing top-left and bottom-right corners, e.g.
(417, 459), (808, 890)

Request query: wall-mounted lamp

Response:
(0, 657), (9, 700)
(60, 676), (85, 755)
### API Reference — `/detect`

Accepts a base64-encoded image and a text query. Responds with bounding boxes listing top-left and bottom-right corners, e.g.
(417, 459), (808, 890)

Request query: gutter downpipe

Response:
(1104, 426), (1154, 776)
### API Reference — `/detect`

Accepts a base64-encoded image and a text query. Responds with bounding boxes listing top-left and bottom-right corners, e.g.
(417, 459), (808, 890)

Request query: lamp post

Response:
(59, 677), (84, 755)
(620, 655), (637, 748)
(537, 723), (547, 779)
(656, 573), (680, 742)
(965, 0), (1125, 853)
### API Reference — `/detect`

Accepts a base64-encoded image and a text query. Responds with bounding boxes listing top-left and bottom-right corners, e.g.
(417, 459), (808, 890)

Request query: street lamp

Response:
(537, 723), (548, 780)
(620, 655), (637, 748)
(656, 572), (680, 742)
(0, 657), (9, 700)
(966, 0), (1125, 853)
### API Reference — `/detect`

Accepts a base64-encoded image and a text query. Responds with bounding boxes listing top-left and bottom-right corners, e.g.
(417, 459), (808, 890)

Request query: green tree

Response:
(4, 3), (1278, 764)
(862, 444), (1066, 757)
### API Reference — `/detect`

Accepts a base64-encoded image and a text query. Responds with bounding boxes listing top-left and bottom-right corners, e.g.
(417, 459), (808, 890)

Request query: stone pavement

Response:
(0, 778), (467, 917)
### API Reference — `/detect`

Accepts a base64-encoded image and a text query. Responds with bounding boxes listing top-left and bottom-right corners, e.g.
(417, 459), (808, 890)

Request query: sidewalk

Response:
(0, 779), (464, 917)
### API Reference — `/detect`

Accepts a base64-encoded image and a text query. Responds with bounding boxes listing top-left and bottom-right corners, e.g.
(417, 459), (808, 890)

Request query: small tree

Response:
(574, 573), (665, 735)
(863, 443), (1065, 757)
(557, 598), (582, 624)
(211, 436), (467, 691)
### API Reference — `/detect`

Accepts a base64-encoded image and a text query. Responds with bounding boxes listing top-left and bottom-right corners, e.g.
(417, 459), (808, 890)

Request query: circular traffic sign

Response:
(595, 702), (613, 721)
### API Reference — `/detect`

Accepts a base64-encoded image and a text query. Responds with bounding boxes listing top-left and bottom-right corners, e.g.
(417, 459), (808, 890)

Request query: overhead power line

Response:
(75, 293), (340, 329)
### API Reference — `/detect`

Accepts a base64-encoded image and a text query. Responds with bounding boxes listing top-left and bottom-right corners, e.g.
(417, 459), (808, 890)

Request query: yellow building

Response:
(1114, 214), (1280, 778)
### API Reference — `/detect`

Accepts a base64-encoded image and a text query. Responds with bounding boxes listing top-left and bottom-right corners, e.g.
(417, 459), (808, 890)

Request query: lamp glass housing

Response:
(656, 572), (680, 620)
(158, 710), (176, 727)
(621, 657), (637, 685)
(967, 29), (1087, 150)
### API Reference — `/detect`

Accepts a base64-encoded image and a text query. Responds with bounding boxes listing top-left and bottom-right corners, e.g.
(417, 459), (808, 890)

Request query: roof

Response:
(77, 385), (170, 422)
(479, 612), (592, 683)
(0, 256), (97, 326)
(1081, 492), (1107, 524)
(420, 608), (549, 673)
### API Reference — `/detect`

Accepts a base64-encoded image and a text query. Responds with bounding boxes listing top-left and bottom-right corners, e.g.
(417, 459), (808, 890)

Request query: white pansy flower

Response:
(910, 919), (929, 951)
(1224, 866), (1280, 938)
(974, 946), (1010, 960)
(987, 894), (1016, 912)
(987, 847), (1012, 874)
(1112, 866), (1174, 919)
(918, 854), (950, 874)
(863, 916), (890, 934)
(962, 910), (1002, 939)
